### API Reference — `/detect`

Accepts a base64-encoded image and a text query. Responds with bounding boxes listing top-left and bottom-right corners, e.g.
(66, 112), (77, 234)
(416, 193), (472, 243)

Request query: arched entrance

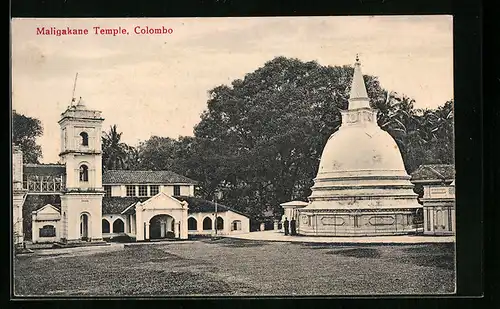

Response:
(113, 218), (125, 233)
(203, 217), (212, 230)
(102, 219), (110, 233)
(80, 213), (89, 241)
(149, 214), (175, 239)
(216, 217), (224, 230)
(188, 217), (197, 230)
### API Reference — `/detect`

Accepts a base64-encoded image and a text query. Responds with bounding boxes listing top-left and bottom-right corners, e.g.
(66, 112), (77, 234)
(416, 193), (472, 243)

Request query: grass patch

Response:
(203, 238), (268, 248)
(14, 240), (455, 296)
(328, 248), (382, 259)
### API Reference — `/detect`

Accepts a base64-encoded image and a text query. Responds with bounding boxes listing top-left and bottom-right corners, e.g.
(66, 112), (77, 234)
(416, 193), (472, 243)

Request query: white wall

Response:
(110, 185), (123, 197)
(31, 206), (61, 243)
(64, 154), (102, 190)
(187, 211), (250, 235)
(102, 214), (128, 237)
(161, 185), (192, 196)
(60, 193), (103, 241)
(134, 194), (189, 241)
(32, 220), (60, 243)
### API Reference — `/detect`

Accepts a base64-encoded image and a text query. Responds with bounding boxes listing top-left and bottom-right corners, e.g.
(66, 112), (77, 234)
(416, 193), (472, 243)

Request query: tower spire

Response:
(348, 55), (370, 110)
(70, 73), (78, 106)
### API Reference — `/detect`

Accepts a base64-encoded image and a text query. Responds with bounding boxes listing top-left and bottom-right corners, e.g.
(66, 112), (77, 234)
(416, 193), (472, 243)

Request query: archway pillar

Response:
(135, 204), (144, 241)
(160, 220), (166, 238)
(175, 222), (180, 238)
(145, 223), (151, 240)
(179, 202), (188, 239)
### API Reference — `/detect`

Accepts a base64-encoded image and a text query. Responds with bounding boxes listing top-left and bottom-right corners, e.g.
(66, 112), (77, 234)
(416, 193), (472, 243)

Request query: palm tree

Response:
(375, 91), (419, 144)
(124, 145), (140, 170)
(415, 100), (454, 164)
(102, 125), (129, 171)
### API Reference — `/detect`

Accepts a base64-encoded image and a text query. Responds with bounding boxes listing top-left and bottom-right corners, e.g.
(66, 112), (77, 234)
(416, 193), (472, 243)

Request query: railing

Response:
(23, 176), (65, 193)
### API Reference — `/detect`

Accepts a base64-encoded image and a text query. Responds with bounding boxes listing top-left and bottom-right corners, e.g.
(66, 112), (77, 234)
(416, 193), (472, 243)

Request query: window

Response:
(426, 209), (431, 231)
(436, 210), (443, 228)
(104, 185), (112, 197)
(173, 185), (181, 196)
(203, 217), (212, 230)
(79, 165), (89, 182)
(126, 185), (136, 197)
(150, 185), (159, 196)
(188, 217), (197, 230)
(232, 220), (242, 231)
(80, 132), (89, 146)
(39, 225), (56, 237)
(113, 219), (125, 233)
(138, 185), (148, 197)
(216, 217), (224, 230)
(102, 219), (110, 233)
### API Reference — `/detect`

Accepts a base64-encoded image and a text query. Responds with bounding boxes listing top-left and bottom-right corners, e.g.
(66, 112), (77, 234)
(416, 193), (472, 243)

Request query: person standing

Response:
(290, 218), (297, 236)
(283, 217), (289, 236)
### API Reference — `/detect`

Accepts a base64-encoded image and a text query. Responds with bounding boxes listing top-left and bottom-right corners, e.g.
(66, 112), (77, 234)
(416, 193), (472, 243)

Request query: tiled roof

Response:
(410, 164), (455, 182)
(174, 195), (249, 217)
(102, 197), (150, 215)
(102, 170), (198, 185)
(23, 194), (62, 212)
(102, 195), (248, 217)
(23, 164), (65, 176)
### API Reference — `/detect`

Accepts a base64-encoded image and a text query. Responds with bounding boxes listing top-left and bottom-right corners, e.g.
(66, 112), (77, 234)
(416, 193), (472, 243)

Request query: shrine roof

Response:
(410, 164), (455, 182)
(24, 194), (62, 213)
(23, 164), (66, 176)
(102, 197), (150, 215)
(102, 170), (198, 185)
(174, 195), (249, 217)
(104, 195), (248, 217)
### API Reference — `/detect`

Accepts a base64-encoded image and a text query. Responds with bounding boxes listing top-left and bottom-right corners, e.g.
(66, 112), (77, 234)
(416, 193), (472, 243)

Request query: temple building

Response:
(287, 56), (423, 236)
(13, 97), (249, 245)
(12, 145), (27, 246)
(410, 164), (455, 235)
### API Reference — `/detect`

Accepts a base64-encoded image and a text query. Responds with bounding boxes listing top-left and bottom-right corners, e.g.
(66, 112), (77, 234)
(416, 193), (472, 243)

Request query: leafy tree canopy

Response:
(100, 57), (454, 221)
(12, 111), (43, 163)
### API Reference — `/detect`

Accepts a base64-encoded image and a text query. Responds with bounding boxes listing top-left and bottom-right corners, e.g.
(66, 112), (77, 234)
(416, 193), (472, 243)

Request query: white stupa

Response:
(297, 56), (422, 236)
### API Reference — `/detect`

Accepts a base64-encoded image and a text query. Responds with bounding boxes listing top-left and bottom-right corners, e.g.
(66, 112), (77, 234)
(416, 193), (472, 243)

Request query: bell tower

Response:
(58, 97), (105, 242)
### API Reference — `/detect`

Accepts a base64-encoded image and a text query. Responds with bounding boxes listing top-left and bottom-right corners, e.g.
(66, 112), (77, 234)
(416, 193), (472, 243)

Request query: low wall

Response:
(298, 210), (419, 237)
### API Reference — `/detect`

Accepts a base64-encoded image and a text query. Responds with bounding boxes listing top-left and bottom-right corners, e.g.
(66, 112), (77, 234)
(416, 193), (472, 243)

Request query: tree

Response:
(373, 92), (454, 173)
(414, 100), (454, 167)
(135, 136), (179, 171)
(102, 125), (129, 171)
(109, 56), (453, 222)
(124, 145), (140, 170)
(12, 111), (43, 163)
(183, 56), (388, 219)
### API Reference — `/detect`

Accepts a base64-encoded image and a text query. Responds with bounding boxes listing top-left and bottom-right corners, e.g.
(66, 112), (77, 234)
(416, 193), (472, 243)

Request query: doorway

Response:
(149, 214), (176, 239)
(80, 213), (89, 241)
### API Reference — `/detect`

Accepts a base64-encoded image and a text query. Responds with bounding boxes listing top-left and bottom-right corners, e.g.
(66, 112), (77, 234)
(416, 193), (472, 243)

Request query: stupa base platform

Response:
(225, 230), (454, 244)
(297, 229), (418, 237)
(296, 209), (420, 237)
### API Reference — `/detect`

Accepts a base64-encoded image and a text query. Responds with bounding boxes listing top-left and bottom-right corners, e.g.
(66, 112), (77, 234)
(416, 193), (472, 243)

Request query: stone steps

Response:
(52, 241), (110, 249)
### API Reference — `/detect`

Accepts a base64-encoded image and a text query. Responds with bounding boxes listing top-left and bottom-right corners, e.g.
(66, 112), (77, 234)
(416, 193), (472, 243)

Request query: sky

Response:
(11, 16), (453, 164)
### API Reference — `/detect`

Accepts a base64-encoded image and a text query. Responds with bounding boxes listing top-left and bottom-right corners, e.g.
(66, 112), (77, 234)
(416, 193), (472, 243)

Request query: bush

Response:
(109, 234), (134, 243)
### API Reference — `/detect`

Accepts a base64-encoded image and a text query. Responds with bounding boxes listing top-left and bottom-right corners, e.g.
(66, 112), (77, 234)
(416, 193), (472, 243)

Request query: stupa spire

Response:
(348, 55), (370, 110)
